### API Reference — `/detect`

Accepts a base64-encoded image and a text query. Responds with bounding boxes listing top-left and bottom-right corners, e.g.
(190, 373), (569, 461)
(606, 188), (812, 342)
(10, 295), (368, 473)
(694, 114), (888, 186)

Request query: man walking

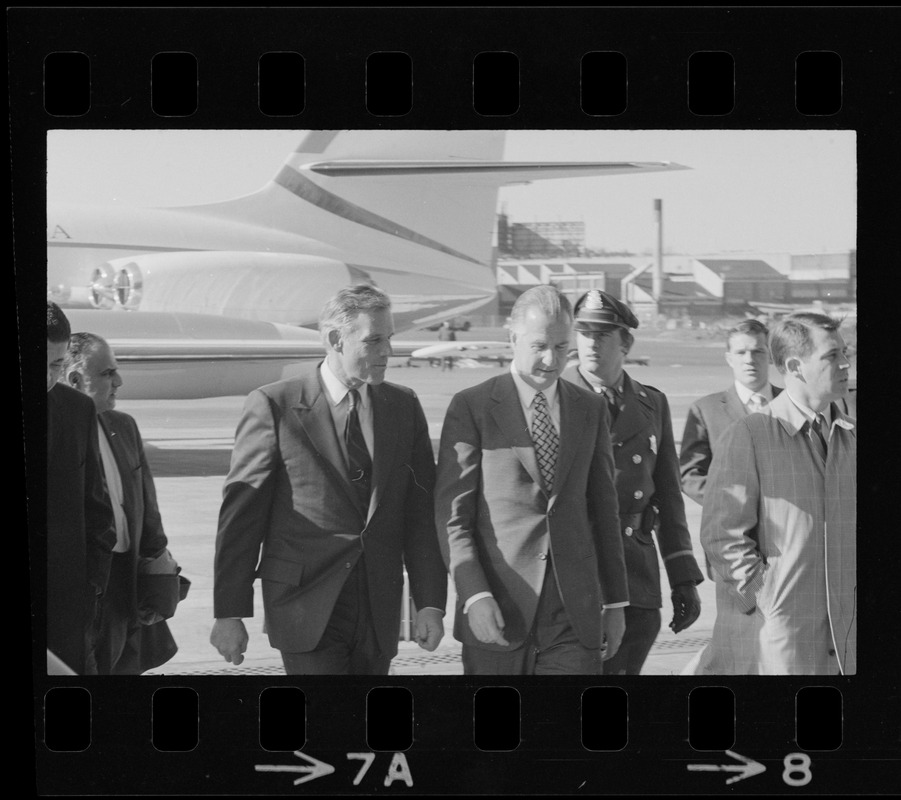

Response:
(435, 285), (628, 675)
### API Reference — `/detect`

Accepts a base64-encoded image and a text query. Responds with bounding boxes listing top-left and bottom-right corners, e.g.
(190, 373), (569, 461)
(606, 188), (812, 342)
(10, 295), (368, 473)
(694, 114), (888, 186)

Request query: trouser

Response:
(95, 551), (136, 675)
(602, 606), (661, 675)
(462, 565), (603, 675)
(281, 559), (391, 675)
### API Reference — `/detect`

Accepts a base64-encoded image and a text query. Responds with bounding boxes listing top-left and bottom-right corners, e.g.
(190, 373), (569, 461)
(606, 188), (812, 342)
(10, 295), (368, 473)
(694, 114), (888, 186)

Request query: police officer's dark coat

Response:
(562, 366), (703, 608)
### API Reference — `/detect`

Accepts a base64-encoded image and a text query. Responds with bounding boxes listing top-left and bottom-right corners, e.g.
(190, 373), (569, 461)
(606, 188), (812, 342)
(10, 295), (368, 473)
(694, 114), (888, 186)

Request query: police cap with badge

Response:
(573, 289), (640, 332)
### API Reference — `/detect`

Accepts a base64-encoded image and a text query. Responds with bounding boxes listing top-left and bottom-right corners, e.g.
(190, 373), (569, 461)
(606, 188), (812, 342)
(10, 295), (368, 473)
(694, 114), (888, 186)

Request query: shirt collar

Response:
(734, 380), (774, 406)
(785, 390), (831, 427)
(320, 359), (369, 408)
(579, 366), (624, 395)
(510, 364), (558, 410)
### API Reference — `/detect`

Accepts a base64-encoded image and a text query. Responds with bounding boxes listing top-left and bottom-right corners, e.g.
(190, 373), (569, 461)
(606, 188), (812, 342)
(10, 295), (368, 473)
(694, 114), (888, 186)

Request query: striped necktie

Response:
(531, 391), (558, 492)
(345, 388), (372, 510)
(808, 413), (829, 463)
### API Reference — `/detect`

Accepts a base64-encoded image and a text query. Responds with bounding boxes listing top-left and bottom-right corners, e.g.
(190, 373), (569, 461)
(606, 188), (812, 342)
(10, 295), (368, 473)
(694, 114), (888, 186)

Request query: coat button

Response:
(624, 527), (633, 536)
(828, 648), (836, 656)
(345, 562), (352, 569)
(538, 553), (548, 560)
(633, 490), (643, 499)
(632, 454), (642, 464)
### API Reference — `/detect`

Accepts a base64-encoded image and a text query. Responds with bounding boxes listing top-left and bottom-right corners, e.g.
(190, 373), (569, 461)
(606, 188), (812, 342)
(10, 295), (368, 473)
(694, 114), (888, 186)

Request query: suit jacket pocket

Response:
(256, 557), (304, 586)
(753, 559), (774, 616)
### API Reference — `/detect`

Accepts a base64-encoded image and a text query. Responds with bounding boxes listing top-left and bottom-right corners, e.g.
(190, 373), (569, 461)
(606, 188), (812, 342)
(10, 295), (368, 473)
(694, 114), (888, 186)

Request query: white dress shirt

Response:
(320, 359), (374, 460)
(97, 425), (130, 553)
(734, 380), (775, 412)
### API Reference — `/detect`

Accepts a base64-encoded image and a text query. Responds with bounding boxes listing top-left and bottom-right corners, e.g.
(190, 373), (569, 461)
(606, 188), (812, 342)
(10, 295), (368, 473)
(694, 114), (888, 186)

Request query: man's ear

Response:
(327, 328), (342, 352)
(785, 355), (804, 381)
(66, 370), (79, 387)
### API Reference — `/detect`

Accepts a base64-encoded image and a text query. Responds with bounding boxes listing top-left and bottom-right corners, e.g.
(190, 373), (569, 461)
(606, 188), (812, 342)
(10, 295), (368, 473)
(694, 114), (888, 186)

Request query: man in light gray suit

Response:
(701, 313), (856, 675)
(435, 285), (628, 675)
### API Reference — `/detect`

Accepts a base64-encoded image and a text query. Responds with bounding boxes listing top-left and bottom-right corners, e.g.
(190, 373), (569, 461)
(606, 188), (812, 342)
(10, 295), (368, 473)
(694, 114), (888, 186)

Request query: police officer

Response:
(562, 290), (704, 674)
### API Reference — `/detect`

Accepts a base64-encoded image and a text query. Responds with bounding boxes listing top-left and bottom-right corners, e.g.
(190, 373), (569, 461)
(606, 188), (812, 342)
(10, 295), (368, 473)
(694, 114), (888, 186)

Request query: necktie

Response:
(345, 388), (372, 510)
(531, 391), (559, 492)
(748, 393), (768, 412)
(603, 387), (620, 422)
(808, 413), (828, 463)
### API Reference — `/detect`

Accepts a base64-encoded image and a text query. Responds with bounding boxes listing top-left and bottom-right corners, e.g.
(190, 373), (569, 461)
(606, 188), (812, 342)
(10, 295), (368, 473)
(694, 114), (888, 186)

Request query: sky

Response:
(46, 129), (856, 256)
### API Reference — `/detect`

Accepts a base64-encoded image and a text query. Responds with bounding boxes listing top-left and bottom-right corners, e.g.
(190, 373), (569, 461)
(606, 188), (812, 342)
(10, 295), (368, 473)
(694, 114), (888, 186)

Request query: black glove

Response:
(669, 583), (701, 633)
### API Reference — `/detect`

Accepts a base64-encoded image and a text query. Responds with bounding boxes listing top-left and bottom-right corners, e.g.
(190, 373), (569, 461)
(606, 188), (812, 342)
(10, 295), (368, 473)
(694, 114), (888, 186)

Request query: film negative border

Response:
(10, 5), (900, 796)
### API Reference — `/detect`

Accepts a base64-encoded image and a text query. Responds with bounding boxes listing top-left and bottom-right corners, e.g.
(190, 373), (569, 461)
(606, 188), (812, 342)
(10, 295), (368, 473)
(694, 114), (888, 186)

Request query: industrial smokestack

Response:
(653, 199), (663, 304)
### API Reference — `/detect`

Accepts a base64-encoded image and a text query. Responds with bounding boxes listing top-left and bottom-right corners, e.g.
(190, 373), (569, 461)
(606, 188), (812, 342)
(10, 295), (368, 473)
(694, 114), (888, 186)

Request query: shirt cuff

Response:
(602, 602), (630, 609)
(463, 592), (494, 614)
(418, 606), (445, 617)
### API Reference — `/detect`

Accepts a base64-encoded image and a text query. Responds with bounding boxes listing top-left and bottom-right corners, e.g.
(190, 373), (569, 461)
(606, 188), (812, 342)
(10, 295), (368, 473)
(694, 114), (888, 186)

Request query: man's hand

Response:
(467, 597), (509, 646)
(413, 608), (444, 652)
(210, 618), (249, 665)
(669, 583), (701, 633)
(601, 607), (625, 660)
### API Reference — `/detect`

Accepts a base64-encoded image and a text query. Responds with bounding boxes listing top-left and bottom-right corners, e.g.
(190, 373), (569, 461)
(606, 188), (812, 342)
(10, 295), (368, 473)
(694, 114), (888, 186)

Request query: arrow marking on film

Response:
(687, 750), (766, 785)
(256, 751), (336, 786)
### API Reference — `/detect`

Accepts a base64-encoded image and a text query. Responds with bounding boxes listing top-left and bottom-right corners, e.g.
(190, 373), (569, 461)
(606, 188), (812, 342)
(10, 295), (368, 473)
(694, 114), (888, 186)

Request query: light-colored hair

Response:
(47, 301), (71, 344)
(509, 285), (573, 331)
(318, 284), (392, 345)
(726, 319), (769, 350)
(768, 312), (841, 373)
(63, 332), (109, 375)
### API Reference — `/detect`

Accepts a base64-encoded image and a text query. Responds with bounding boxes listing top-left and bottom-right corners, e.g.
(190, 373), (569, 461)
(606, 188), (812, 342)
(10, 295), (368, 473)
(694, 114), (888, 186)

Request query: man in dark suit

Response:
(64, 333), (184, 674)
(562, 290), (703, 675)
(435, 285), (628, 675)
(211, 285), (447, 674)
(46, 302), (116, 675)
(679, 319), (780, 674)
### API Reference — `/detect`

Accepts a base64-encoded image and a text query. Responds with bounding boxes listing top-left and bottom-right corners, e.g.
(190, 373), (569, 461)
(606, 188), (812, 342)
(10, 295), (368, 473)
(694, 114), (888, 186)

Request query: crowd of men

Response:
(46, 302), (187, 675)
(45, 282), (856, 676)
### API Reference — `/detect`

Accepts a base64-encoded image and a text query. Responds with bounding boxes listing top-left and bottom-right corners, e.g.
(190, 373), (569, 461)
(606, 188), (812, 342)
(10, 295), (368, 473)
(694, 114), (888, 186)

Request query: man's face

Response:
(793, 326), (851, 406)
(725, 332), (770, 392)
(576, 327), (626, 384)
(47, 340), (67, 392)
(510, 307), (572, 391)
(71, 342), (123, 413)
(330, 308), (395, 387)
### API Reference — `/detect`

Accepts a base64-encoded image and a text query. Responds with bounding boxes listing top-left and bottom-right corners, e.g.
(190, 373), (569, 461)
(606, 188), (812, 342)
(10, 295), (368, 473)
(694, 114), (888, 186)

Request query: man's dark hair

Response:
(47, 301), (71, 343)
(769, 312), (842, 373)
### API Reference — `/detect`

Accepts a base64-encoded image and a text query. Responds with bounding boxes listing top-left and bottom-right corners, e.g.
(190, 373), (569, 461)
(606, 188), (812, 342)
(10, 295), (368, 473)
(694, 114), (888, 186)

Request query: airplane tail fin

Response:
(186, 131), (686, 271)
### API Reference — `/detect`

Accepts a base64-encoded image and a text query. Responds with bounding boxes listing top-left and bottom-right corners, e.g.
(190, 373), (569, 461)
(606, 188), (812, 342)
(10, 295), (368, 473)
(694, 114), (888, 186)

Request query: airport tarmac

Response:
(123, 328), (853, 677)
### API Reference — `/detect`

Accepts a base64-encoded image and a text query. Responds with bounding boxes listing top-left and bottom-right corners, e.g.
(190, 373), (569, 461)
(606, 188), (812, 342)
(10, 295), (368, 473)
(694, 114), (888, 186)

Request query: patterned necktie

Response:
(345, 388), (372, 510)
(531, 391), (559, 492)
(808, 413), (829, 463)
(748, 393), (768, 412)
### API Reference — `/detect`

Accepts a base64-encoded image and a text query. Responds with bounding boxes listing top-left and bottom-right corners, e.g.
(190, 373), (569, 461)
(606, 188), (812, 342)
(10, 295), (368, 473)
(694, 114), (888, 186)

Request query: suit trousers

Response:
(280, 559), (392, 675)
(602, 606), (661, 675)
(95, 552), (136, 675)
(462, 563), (603, 675)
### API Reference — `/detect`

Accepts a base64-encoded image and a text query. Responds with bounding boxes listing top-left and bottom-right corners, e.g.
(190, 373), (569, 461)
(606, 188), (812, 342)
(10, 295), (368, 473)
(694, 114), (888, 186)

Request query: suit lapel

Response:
(490, 375), (545, 493)
(368, 384), (398, 523)
(722, 385), (747, 422)
(553, 381), (585, 501)
(294, 370), (361, 513)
